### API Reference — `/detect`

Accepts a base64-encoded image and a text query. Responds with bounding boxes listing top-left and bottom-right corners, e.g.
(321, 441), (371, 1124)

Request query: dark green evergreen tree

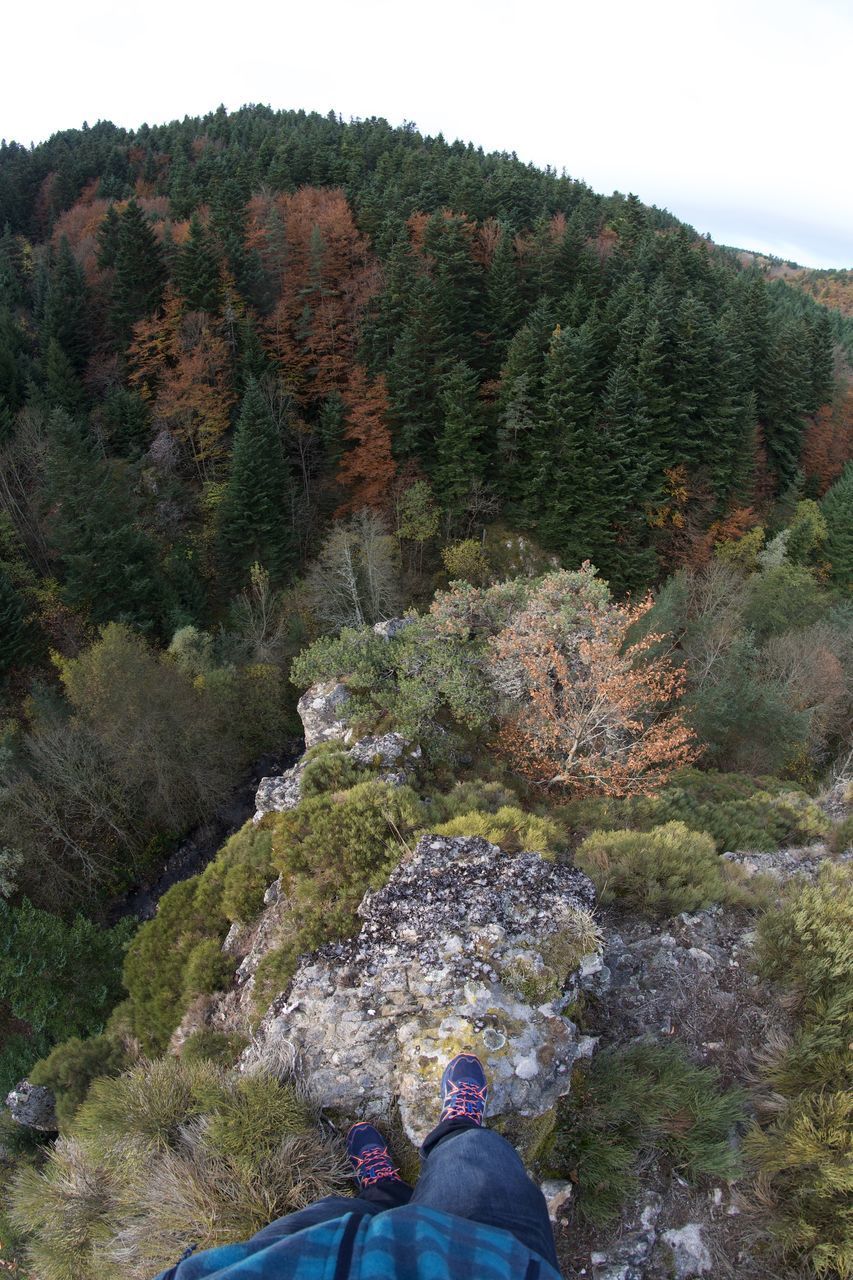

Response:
(434, 361), (485, 523)
(0, 567), (39, 682)
(109, 200), (167, 346)
(43, 409), (163, 629)
(42, 237), (90, 372)
(821, 464), (853, 591)
(216, 380), (295, 590)
(174, 214), (223, 312)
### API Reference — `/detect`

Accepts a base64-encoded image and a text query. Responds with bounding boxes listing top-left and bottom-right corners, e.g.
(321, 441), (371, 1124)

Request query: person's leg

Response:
(250, 1120), (412, 1246)
(412, 1123), (559, 1270)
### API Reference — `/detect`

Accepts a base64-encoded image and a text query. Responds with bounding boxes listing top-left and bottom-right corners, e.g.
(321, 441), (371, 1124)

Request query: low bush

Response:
(29, 1032), (131, 1129)
(299, 742), (361, 798)
(254, 781), (425, 1010)
(756, 862), (853, 1010)
(9, 1056), (350, 1280)
(747, 862), (853, 1277)
(561, 769), (826, 854)
(574, 821), (756, 916)
(545, 1041), (744, 1225)
(745, 1091), (852, 1279)
(432, 805), (564, 856)
(123, 820), (275, 1052)
(181, 1029), (249, 1068)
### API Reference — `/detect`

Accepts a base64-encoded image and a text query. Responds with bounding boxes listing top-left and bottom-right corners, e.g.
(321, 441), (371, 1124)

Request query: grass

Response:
(544, 1041), (745, 1226)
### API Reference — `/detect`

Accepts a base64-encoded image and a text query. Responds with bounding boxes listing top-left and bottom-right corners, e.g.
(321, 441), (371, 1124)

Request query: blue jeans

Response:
(251, 1119), (559, 1270)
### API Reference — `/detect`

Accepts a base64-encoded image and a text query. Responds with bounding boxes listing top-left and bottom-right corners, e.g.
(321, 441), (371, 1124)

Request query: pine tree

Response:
(174, 214), (222, 312)
(109, 200), (167, 347)
(44, 410), (163, 630)
(821, 464), (853, 592)
(216, 380), (295, 590)
(42, 338), (85, 414)
(0, 566), (39, 681)
(485, 225), (522, 365)
(434, 360), (485, 523)
(42, 237), (90, 373)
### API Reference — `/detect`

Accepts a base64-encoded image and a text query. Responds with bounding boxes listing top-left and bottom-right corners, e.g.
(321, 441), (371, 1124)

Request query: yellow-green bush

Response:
(29, 1032), (131, 1129)
(9, 1057), (350, 1280)
(432, 805), (563, 857)
(562, 769), (827, 853)
(575, 821), (757, 917)
(747, 863), (853, 1277)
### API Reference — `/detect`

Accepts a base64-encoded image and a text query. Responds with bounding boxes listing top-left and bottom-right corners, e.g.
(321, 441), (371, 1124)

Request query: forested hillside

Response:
(1, 106), (852, 1280)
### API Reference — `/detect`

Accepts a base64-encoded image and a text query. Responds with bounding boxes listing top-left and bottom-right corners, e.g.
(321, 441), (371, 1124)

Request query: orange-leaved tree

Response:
(489, 568), (696, 796)
(335, 365), (397, 514)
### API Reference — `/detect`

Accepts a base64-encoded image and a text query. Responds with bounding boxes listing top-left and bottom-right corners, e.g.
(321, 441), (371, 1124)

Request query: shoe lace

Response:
(354, 1145), (400, 1186)
(442, 1081), (486, 1122)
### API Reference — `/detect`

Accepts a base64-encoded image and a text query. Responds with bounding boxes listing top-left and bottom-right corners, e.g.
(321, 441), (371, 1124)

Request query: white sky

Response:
(3, 0), (851, 268)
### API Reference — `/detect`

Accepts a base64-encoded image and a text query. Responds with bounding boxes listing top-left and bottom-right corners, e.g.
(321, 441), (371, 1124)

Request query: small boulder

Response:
(297, 680), (352, 750)
(661, 1224), (712, 1279)
(5, 1080), (58, 1132)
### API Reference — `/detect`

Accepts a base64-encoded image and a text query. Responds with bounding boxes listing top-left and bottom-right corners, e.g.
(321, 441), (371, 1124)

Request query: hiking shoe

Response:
(346, 1123), (403, 1188)
(439, 1053), (488, 1125)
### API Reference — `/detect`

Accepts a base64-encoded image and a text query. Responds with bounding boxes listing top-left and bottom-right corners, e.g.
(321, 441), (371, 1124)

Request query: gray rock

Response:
(297, 680), (352, 750)
(5, 1080), (57, 1131)
(243, 834), (598, 1143)
(254, 730), (421, 823)
(372, 618), (412, 641)
(541, 1178), (572, 1222)
(660, 1224), (712, 1278)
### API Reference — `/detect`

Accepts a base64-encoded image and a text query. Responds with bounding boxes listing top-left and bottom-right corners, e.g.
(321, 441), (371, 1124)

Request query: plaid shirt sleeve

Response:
(154, 1204), (561, 1280)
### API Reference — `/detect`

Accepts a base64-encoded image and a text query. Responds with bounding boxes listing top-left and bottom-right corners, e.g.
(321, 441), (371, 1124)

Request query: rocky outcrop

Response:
(5, 1080), (57, 1131)
(297, 680), (352, 750)
(243, 834), (598, 1143)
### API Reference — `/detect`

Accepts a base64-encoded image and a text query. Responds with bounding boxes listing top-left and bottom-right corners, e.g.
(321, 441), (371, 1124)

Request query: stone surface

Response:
(297, 680), (352, 750)
(5, 1080), (58, 1131)
(661, 1224), (712, 1278)
(243, 834), (597, 1143)
(541, 1178), (573, 1222)
(372, 617), (413, 640)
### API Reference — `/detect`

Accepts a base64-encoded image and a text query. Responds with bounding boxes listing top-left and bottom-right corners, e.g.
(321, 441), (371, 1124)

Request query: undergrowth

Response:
(545, 1041), (745, 1225)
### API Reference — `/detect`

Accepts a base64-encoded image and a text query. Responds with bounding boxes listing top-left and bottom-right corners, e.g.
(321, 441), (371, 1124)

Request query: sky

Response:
(2, 0), (851, 268)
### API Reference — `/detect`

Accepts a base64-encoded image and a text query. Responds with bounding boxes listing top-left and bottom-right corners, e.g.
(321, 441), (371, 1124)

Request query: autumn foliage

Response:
(490, 570), (696, 796)
(335, 366), (397, 514)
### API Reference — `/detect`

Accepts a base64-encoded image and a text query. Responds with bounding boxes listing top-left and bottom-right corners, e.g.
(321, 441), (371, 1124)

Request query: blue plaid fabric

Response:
(153, 1204), (561, 1280)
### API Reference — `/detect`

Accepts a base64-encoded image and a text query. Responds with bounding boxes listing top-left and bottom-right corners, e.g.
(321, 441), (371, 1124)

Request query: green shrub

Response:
(756, 862), (853, 1010)
(123, 820), (275, 1052)
(8, 1056), (350, 1280)
(829, 813), (853, 854)
(574, 821), (754, 916)
(29, 1033), (130, 1129)
(0, 900), (134, 1046)
(747, 862), (853, 1276)
(745, 1091), (852, 1279)
(181, 1029), (249, 1068)
(182, 939), (236, 1003)
(545, 1042), (744, 1225)
(560, 769), (827, 854)
(299, 742), (361, 798)
(432, 805), (563, 856)
(254, 781), (425, 1011)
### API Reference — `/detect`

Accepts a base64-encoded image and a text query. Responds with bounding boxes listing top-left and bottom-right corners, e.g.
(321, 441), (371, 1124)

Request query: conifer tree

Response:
(42, 338), (85, 414)
(821, 464), (853, 592)
(0, 566), (39, 681)
(434, 360), (484, 523)
(42, 237), (90, 372)
(216, 380), (295, 590)
(44, 410), (163, 629)
(174, 214), (222, 313)
(109, 200), (167, 347)
(485, 225), (522, 363)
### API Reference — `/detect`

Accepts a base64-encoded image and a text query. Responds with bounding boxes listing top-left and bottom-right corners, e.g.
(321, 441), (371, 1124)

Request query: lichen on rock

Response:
(242, 833), (598, 1143)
